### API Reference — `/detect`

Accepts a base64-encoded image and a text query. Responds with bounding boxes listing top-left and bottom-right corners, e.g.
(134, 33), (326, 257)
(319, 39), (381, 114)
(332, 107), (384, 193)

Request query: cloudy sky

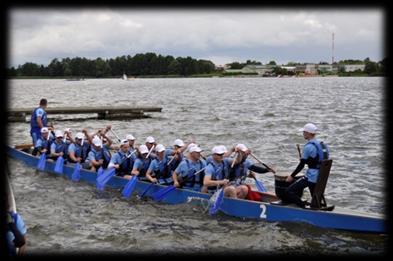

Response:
(9, 8), (384, 67)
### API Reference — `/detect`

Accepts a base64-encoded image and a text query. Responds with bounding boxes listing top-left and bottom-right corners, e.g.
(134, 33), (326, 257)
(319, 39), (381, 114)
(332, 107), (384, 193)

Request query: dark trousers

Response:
(285, 176), (315, 207)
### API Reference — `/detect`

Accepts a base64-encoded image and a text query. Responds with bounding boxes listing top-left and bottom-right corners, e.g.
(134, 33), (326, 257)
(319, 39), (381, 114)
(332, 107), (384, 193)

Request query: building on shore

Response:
(339, 64), (366, 72)
(295, 64), (318, 75)
(224, 64), (274, 76)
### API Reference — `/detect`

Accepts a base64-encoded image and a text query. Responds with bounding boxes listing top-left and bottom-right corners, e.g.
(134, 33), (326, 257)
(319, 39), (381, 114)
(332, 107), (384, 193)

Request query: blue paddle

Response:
(97, 166), (104, 177)
(37, 153), (46, 171)
(96, 167), (116, 191)
(54, 156), (64, 173)
(121, 175), (138, 198)
(209, 187), (224, 215)
(138, 182), (156, 198)
(71, 162), (81, 182)
(152, 167), (206, 201)
(152, 185), (176, 201)
(253, 175), (267, 192)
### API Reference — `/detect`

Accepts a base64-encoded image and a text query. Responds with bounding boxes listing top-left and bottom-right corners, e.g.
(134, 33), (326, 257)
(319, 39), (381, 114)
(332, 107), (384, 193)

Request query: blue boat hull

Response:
(6, 145), (386, 234)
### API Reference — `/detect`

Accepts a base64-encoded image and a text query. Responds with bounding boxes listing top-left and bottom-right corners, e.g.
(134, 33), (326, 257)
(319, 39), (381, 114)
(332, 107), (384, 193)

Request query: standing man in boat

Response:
(172, 145), (206, 191)
(285, 123), (329, 208)
(30, 98), (49, 145)
(203, 145), (235, 197)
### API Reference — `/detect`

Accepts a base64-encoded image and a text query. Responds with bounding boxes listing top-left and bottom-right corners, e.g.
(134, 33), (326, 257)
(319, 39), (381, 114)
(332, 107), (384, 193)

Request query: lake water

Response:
(6, 77), (387, 254)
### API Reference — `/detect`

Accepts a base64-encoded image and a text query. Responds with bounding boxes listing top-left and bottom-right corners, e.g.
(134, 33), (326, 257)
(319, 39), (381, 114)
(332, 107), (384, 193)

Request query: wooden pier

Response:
(7, 106), (162, 122)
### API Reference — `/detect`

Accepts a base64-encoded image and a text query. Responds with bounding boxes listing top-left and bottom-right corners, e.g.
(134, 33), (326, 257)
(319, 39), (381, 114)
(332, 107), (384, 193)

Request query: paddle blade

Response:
(152, 185), (176, 201)
(122, 176), (138, 198)
(209, 188), (224, 215)
(37, 153), (46, 171)
(139, 183), (155, 198)
(97, 167), (104, 177)
(96, 168), (115, 191)
(71, 163), (81, 182)
(255, 178), (267, 192)
(54, 157), (64, 173)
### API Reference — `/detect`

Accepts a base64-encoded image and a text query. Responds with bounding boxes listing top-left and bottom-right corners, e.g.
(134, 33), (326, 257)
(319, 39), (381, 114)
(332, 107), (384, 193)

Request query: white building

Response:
(317, 64), (333, 73)
(342, 64), (365, 72)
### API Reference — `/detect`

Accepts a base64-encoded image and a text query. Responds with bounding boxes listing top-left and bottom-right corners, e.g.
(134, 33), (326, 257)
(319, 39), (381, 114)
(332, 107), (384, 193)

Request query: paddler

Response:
(203, 145), (234, 197)
(108, 139), (134, 179)
(144, 136), (157, 159)
(172, 145), (206, 191)
(145, 144), (174, 185)
(285, 123), (330, 208)
(130, 144), (154, 181)
(67, 132), (90, 164)
(32, 127), (53, 156)
(83, 136), (109, 171)
(49, 130), (67, 161)
(165, 139), (187, 172)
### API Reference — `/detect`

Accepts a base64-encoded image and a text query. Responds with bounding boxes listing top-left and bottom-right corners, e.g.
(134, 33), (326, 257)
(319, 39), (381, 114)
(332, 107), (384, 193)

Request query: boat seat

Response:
(310, 159), (333, 208)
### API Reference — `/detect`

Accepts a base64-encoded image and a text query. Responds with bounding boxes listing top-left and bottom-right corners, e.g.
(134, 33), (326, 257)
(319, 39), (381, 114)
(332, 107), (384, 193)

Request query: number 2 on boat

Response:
(259, 204), (267, 219)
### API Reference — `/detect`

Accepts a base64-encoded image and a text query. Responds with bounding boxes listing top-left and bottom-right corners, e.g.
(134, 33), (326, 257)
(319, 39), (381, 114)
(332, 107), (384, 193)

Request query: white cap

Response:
(173, 139), (185, 147)
(126, 134), (135, 140)
(120, 139), (129, 146)
(41, 127), (49, 133)
(55, 130), (63, 138)
(212, 145), (227, 154)
(187, 143), (197, 151)
(146, 136), (155, 143)
(92, 136), (103, 147)
(75, 132), (84, 139)
(189, 146), (202, 153)
(155, 144), (166, 153)
(299, 123), (318, 134)
(139, 144), (149, 154)
(235, 143), (248, 152)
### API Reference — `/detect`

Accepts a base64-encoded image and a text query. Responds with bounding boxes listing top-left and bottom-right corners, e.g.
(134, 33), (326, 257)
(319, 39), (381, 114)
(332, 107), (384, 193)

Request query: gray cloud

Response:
(9, 8), (384, 67)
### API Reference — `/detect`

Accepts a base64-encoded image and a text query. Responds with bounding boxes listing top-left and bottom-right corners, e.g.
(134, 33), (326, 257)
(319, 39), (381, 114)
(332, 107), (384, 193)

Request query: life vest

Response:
(68, 143), (90, 163)
(182, 159), (205, 189)
(30, 107), (47, 134)
(228, 159), (248, 184)
(115, 151), (133, 176)
(305, 140), (329, 169)
(102, 147), (111, 168)
(137, 157), (152, 178)
(53, 141), (67, 158)
(32, 136), (52, 156)
(152, 157), (171, 179)
(207, 160), (229, 193)
(169, 153), (183, 171)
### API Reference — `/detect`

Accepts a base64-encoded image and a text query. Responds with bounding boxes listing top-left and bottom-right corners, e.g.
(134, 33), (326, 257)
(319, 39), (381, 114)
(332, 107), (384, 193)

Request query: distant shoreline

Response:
(8, 74), (380, 80)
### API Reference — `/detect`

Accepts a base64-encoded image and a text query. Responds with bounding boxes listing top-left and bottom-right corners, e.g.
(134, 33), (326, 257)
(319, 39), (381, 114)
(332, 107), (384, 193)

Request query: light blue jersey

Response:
(302, 139), (319, 183)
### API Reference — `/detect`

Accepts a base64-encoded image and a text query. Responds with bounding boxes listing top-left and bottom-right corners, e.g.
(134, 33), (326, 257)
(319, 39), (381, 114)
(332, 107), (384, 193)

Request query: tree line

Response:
(7, 52), (217, 77)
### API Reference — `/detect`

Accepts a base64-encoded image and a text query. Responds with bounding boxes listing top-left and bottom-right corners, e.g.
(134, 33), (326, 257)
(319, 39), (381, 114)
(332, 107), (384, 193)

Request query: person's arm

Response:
(68, 144), (80, 162)
(108, 153), (120, 169)
(203, 175), (228, 187)
(248, 163), (269, 174)
(35, 108), (44, 129)
(131, 159), (141, 176)
(290, 159), (306, 178)
(145, 161), (158, 183)
(172, 162), (185, 187)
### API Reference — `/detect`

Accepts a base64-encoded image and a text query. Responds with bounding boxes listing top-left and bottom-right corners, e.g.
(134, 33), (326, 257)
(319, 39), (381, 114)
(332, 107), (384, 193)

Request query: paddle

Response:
(249, 153), (276, 174)
(110, 128), (121, 142)
(122, 175), (138, 198)
(296, 144), (302, 159)
(71, 162), (82, 182)
(97, 166), (104, 177)
(146, 145), (155, 159)
(138, 182), (156, 199)
(54, 156), (64, 173)
(208, 187), (224, 215)
(97, 152), (134, 191)
(152, 167), (207, 201)
(96, 167), (116, 191)
(37, 153), (46, 171)
(252, 174), (267, 192)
